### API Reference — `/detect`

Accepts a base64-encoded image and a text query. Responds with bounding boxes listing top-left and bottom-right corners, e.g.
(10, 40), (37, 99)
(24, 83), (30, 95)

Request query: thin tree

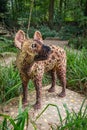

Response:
(49, 0), (55, 28)
(27, 0), (34, 38)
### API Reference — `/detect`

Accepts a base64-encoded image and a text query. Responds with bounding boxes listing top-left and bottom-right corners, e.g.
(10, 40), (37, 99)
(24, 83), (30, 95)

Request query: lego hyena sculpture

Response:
(14, 30), (66, 109)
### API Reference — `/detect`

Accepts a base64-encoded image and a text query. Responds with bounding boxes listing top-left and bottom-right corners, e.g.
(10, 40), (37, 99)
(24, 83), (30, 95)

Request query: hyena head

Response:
(14, 30), (51, 61)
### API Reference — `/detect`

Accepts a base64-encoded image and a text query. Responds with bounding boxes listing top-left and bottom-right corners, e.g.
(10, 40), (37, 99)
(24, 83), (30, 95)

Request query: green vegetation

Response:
(0, 65), (51, 104)
(0, 65), (21, 104)
(51, 98), (87, 130)
(68, 37), (87, 50)
(0, 97), (87, 130)
(0, 0), (87, 41)
(28, 26), (58, 39)
(66, 48), (87, 95)
(0, 37), (17, 53)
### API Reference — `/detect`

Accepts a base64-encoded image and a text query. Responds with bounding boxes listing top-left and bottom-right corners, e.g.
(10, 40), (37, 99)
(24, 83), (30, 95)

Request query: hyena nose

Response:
(34, 45), (51, 61)
(42, 45), (51, 54)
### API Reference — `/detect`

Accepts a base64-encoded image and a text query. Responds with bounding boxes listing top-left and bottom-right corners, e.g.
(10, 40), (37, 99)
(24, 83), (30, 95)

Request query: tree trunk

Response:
(49, 0), (55, 28)
(84, 0), (87, 16)
(59, 0), (63, 13)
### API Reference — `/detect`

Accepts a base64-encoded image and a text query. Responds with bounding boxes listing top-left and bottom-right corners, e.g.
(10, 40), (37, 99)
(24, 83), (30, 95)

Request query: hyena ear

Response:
(14, 30), (25, 49)
(34, 31), (43, 43)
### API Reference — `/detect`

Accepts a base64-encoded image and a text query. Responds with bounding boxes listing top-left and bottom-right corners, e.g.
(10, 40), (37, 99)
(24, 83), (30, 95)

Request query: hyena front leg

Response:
(22, 80), (29, 105)
(34, 76), (42, 109)
(56, 67), (66, 97)
(21, 74), (29, 105)
(48, 70), (56, 92)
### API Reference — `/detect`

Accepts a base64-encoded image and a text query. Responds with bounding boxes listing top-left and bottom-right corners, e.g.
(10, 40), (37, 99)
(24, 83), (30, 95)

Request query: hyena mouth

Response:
(34, 45), (51, 61)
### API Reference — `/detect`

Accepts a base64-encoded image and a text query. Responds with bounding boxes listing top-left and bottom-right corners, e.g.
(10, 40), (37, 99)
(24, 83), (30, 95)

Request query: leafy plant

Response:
(28, 25), (58, 39)
(0, 37), (17, 53)
(0, 65), (21, 104)
(0, 64), (51, 105)
(52, 98), (87, 130)
(66, 48), (87, 95)
(68, 37), (87, 49)
(0, 96), (29, 130)
(58, 24), (80, 40)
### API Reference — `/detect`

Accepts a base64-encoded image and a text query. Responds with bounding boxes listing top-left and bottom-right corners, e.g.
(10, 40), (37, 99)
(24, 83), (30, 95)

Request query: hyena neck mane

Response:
(17, 50), (35, 68)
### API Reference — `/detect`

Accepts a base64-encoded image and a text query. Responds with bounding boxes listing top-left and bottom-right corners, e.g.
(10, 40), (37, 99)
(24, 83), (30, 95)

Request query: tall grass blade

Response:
(18, 96), (23, 114)
(79, 97), (87, 116)
(4, 82), (21, 98)
(35, 104), (63, 125)
(0, 114), (20, 130)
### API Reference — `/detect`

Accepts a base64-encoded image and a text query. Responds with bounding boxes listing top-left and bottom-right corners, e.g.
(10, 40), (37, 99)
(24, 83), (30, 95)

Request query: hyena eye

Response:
(32, 44), (37, 48)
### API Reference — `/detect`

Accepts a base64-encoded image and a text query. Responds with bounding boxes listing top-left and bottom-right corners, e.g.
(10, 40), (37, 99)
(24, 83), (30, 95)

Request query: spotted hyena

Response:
(14, 30), (66, 109)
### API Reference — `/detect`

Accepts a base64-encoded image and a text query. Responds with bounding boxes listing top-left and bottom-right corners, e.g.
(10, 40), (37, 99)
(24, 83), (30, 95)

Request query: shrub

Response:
(58, 24), (81, 40)
(66, 48), (87, 95)
(0, 65), (51, 104)
(0, 37), (17, 53)
(39, 25), (58, 39)
(51, 98), (87, 130)
(0, 65), (21, 104)
(27, 25), (58, 39)
(68, 36), (87, 49)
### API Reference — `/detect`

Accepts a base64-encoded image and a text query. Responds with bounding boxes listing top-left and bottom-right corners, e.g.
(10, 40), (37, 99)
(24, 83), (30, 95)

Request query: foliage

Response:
(51, 98), (87, 130)
(58, 24), (81, 40)
(39, 25), (58, 39)
(0, 98), (87, 130)
(0, 65), (21, 104)
(0, 37), (17, 53)
(68, 37), (87, 49)
(0, 97), (29, 130)
(0, 0), (7, 13)
(66, 48), (87, 95)
(26, 25), (58, 39)
(0, 64), (51, 104)
(0, 0), (8, 20)
(0, 0), (86, 36)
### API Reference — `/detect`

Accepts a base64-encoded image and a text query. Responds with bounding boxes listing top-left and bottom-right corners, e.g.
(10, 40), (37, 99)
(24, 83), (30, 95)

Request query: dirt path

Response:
(0, 52), (16, 66)
(44, 39), (68, 48)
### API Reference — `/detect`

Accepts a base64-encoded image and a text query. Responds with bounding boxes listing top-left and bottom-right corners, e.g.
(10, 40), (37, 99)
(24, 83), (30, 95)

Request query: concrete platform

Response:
(0, 85), (87, 130)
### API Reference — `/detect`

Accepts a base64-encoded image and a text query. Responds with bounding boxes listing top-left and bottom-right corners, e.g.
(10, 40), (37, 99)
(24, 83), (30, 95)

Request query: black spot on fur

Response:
(52, 55), (55, 60)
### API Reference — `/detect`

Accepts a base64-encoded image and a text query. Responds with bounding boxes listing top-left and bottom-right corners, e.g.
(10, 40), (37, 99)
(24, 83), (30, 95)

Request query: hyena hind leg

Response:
(34, 78), (42, 110)
(48, 70), (56, 93)
(56, 68), (66, 97)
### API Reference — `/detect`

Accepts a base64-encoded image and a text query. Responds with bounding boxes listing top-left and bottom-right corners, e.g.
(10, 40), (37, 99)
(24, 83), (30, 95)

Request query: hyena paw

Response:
(58, 91), (66, 97)
(48, 87), (55, 93)
(22, 98), (28, 106)
(33, 103), (41, 110)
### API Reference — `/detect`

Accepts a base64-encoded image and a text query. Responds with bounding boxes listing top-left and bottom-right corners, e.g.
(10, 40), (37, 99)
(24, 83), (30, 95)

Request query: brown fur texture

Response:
(15, 30), (66, 110)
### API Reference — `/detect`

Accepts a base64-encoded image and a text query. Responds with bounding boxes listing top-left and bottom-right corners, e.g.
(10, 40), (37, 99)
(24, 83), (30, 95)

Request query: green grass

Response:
(0, 97), (87, 130)
(66, 48), (87, 95)
(0, 65), (21, 104)
(51, 98), (87, 130)
(68, 37), (87, 50)
(0, 37), (17, 53)
(0, 65), (51, 104)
